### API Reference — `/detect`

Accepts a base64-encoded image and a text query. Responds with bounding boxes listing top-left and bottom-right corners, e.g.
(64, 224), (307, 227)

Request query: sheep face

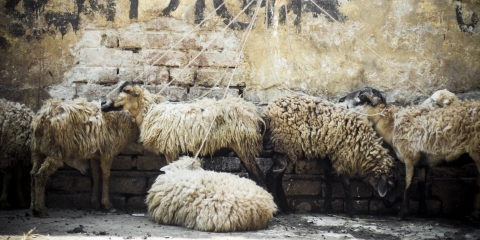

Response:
(102, 81), (142, 117)
(421, 89), (458, 109)
(338, 87), (386, 110)
(160, 156), (204, 172)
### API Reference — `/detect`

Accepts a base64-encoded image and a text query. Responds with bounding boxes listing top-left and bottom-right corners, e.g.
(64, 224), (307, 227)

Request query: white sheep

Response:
(30, 98), (139, 217)
(262, 95), (399, 217)
(101, 81), (266, 187)
(420, 89), (458, 109)
(146, 156), (277, 232)
(0, 99), (34, 209)
(339, 87), (480, 220)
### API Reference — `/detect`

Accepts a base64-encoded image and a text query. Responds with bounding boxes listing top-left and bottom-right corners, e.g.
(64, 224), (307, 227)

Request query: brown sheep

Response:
(0, 99), (34, 209)
(30, 98), (139, 217)
(339, 87), (480, 220)
(101, 81), (266, 187)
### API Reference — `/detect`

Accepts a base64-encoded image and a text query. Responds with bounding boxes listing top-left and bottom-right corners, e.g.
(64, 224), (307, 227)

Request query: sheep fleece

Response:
(262, 95), (395, 179)
(140, 96), (263, 162)
(146, 167), (276, 232)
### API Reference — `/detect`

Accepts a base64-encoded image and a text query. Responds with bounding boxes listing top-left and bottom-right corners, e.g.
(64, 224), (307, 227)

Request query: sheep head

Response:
(421, 89), (458, 109)
(101, 81), (146, 123)
(160, 156), (204, 173)
(338, 87), (386, 110)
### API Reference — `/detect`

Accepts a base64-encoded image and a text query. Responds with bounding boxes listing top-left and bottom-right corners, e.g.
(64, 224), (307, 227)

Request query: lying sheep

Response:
(0, 99), (34, 209)
(30, 98), (139, 217)
(262, 95), (399, 217)
(101, 81), (266, 187)
(339, 87), (480, 219)
(420, 89), (458, 109)
(146, 156), (277, 232)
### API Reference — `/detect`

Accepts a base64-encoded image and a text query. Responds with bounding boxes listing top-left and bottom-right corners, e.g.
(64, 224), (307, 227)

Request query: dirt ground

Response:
(1, 208), (479, 240)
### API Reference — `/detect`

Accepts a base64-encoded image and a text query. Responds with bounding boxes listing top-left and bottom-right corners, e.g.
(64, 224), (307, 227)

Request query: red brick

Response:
(136, 155), (167, 171)
(111, 156), (134, 170)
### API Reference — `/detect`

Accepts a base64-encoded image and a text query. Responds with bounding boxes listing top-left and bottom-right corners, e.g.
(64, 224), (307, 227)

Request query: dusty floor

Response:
(0, 209), (479, 240)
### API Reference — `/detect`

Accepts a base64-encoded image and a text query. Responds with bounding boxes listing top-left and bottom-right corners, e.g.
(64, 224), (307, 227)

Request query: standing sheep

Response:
(0, 99), (34, 209)
(262, 95), (398, 217)
(101, 81), (266, 187)
(339, 87), (480, 219)
(146, 156), (277, 232)
(30, 98), (139, 217)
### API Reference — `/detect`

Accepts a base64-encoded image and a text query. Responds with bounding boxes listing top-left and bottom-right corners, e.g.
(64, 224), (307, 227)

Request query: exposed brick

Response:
(47, 175), (75, 192)
(283, 179), (321, 196)
(67, 67), (118, 84)
(111, 156), (134, 170)
(188, 86), (239, 100)
(145, 33), (172, 49)
(143, 50), (189, 67)
(143, 66), (169, 85)
(110, 195), (127, 209)
(171, 32), (224, 50)
(431, 178), (475, 216)
(351, 200), (369, 214)
(109, 177), (147, 195)
(76, 84), (116, 102)
(118, 67), (144, 82)
(203, 157), (243, 172)
(196, 67), (245, 87)
(157, 86), (188, 102)
(369, 199), (402, 215)
(190, 51), (241, 67)
(137, 155), (167, 171)
(170, 68), (195, 86)
(105, 30), (119, 48)
(144, 18), (195, 32)
(127, 196), (147, 209)
(118, 32), (145, 49)
(295, 159), (324, 175)
(74, 176), (93, 192)
(350, 182), (373, 198)
(323, 182), (344, 198)
(77, 30), (103, 48)
(120, 142), (145, 155)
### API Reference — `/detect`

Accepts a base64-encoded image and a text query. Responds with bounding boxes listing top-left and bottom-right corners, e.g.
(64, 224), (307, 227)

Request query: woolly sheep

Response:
(101, 81), (266, 187)
(146, 156), (277, 232)
(262, 95), (398, 217)
(420, 89), (458, 109)
(339, 87), (480, 220)
(30, 98), (139, 217)
(0, 99), (34, 209)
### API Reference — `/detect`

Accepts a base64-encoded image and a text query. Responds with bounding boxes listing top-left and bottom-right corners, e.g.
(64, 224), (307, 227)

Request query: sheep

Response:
(0, 99), (34, 209)
(146, 156), (277, 232)
(30, 98), (139, 217)
(338, 87), (480, 220)
(420, 89), (458, 109)
(262, 95), (399, 217)
(100, 81), (266, 187)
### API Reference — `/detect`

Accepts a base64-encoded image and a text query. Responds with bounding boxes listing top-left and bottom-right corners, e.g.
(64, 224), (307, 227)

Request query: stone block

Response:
(170, 68), (195, 86)
(110, 195), (127, 209)
(47, 174), (75, 192)
(283, 179), (321, 196)
(111, 156), (134, 170)
(76, 84), (116, 102)
(223, 32), (241, 51)
(77, 30), (103, 48)
(109, 177), (147, 195)
(137, 155), (167, 171)
(145, 32), (172, 49)
(196, 67), (245, 87)
(143, 66), (169, 84)
(127, 196), (148, 209)
(46, 193), (91, 209)
(351, 200), (369, 214)
(295, 159), (324, 175)
(120, 142), (145, 155)
(190, 51), (241, 67)
(67, 66), (118, 84)
(171, 31), (224, 50)
(202, 157), (242, 172)
(118, 67), (145, 82)
(74, 176), (93, 192)
(105, 29), (119, 48)
(431, 178), (475, 216)
(144, 85), (187, 102)
(143, 50), (189, 67)
(118, 32), (145, 49)
(350, 182), (373, 198)
(188, 86), (239, 100)
(369, 199), (402, 215)
(323, 182), (345, 198)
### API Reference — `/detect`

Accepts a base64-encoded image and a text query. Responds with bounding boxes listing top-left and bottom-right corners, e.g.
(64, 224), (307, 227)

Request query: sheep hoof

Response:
(395, 212), (408, 221)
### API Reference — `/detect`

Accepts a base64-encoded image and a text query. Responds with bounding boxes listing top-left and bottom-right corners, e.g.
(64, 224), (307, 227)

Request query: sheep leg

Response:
(30, 153), (43, 210)
(341, 176), (357, 218)
(15, 166), (27, 208)
(416, 167), (428, 218)
(90, 159), (101, 209)
(471, 153), (480, 219)
(0, 170), (12, 209)
(32, 157), (63, 218)
(323, 159), (334, 214)
(100, 156), (114, 211)
(397, 164), (415, 220)
(266, 153), (290, 213)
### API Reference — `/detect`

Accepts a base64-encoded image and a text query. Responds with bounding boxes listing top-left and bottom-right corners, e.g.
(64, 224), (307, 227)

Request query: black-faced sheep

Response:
(101, 81), (266, 187)
(146, 156), (277, 232)
(339, 87), (480, 220)
(262, 95), (398, 217)
(30, 98), (139, 217)
(0, 99), (34, 209)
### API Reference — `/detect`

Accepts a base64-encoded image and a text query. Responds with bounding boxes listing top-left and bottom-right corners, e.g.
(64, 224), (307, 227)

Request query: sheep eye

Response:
(339, 97), (346, 102)
(123, 89), (131, 94)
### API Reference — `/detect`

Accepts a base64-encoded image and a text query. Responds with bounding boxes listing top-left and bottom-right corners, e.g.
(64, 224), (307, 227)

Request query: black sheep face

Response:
(338, 87), (386, 109)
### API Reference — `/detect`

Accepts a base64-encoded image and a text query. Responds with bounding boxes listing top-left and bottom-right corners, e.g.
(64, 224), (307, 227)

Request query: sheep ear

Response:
(160, 166), (169, 172)
(377, 175), (388, 197)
